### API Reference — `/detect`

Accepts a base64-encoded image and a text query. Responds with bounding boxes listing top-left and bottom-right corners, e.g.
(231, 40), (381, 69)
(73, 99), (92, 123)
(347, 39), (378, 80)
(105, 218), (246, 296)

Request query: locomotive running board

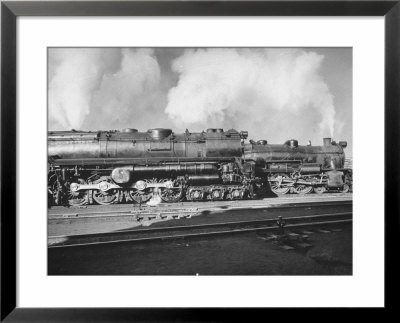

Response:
(50, 156), (236, 166)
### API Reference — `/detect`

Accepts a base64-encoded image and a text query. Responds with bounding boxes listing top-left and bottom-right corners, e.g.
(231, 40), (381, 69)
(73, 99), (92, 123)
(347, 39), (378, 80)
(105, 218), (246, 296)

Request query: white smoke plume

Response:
(48, 48), (347, 146)
(87, 49), (162, 130)
(49, 48), (107, 129)
(165, 48), (337, 142)
(48, 48), (165, 131)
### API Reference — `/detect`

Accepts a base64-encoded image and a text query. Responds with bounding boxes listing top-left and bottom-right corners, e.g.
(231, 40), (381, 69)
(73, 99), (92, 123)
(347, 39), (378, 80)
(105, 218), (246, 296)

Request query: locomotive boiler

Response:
(48, 127), (352, 206)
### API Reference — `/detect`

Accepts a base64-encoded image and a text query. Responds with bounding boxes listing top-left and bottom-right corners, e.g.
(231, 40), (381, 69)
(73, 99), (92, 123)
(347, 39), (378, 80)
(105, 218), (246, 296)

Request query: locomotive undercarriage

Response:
(49, 179), (252, 207)
(49, 175), (185, 206)
(185, 185), (248, 201)
(48, 164), (352, 206)
(48, 164), (256, 206)
(267, 170), (352, 195)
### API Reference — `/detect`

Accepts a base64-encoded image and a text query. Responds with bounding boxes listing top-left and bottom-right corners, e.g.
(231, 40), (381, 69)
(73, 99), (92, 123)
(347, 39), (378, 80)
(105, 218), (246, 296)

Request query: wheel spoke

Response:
(210, 189), (224, 201)
(341, 184), (350, 193)
(160, 187), (183, 203)
(270, 174), (291, 195)
(294, 185), (313, 194)
(91, 175), (121, 205)
(68, 179), (89, 206)
(159, 179), (183, 203)
(227, 188), (245, 200)
(129, 189), (152, 203)
(93, 189), (120, 205)
(314, 186), (326, 194)
(187, 188), (204, 201)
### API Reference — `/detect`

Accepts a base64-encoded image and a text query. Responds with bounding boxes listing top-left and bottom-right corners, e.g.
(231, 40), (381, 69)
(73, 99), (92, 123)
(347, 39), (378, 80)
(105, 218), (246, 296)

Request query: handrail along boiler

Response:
(48, 128), (352, 206)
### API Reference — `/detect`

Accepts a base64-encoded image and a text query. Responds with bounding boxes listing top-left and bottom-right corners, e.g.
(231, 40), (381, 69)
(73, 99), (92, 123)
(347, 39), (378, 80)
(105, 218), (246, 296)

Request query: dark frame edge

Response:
(1, 2), (17, 322)
(1, 0), (398, 321)
(2, 1), (399, 16)
(384, 0), (400, 312)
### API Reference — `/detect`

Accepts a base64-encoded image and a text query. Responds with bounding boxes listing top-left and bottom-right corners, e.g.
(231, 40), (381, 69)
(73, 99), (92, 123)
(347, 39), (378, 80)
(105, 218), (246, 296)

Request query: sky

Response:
(48, 47), (352, 156)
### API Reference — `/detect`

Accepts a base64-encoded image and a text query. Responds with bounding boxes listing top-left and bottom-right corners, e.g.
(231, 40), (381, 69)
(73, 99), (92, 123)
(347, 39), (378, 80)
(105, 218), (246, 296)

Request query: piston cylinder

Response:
(111, 167), (133, 183)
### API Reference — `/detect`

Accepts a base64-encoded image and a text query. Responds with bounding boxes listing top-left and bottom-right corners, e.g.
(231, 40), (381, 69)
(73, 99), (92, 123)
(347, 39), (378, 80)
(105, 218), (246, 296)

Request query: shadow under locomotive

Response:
(47, 128), (352, 207)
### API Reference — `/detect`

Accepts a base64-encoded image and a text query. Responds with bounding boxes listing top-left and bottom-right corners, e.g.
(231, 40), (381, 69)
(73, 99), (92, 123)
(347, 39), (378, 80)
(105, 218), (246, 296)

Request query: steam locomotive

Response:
(48, 128), (352, 206)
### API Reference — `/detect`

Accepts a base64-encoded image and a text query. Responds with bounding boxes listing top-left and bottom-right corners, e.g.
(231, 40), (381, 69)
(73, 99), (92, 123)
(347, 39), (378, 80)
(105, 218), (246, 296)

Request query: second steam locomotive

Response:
(48, 127), (352, 206)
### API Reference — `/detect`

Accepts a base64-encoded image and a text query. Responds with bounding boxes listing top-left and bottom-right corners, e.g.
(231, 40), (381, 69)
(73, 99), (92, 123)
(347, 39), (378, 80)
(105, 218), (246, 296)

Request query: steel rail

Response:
(48, 200), (352, 220)
(48, 212), (352, 248)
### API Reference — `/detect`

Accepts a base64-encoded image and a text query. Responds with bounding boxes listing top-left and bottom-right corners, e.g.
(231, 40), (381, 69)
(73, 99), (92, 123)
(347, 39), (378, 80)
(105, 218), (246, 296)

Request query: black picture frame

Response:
(1, 1), (399, 321)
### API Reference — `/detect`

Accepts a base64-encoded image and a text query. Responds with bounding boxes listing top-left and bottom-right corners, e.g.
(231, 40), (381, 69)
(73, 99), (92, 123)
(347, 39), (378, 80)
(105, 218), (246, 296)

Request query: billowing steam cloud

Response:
(87, 49), (162, 129)
(49, 48), (166, 131)
(49, 48), (107, 129)
(49, 48), (345, 145)
(165, 48), (337, 141)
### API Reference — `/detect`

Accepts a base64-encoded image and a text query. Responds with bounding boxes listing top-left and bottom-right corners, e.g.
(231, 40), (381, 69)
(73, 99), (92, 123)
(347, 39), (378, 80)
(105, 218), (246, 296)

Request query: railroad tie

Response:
(316, 229), (332, 233)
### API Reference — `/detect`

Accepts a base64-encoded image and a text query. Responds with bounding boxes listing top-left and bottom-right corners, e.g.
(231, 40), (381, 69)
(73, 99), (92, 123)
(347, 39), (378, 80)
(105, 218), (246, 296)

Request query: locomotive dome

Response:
(147, 128), (173, 140)
(121, 128), (138, 133)
(284, 139), (299, 148)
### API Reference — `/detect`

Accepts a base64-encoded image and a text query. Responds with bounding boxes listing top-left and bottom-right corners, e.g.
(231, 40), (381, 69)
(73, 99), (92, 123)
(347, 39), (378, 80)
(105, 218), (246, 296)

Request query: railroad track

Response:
(49, 194), (351, 213)
(48, 199), (352, 221)
(48, 211), (352, 248)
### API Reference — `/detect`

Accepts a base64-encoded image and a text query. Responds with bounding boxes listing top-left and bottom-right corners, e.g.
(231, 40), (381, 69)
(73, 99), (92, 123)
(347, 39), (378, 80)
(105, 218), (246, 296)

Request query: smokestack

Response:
(323, 138), (332, 146)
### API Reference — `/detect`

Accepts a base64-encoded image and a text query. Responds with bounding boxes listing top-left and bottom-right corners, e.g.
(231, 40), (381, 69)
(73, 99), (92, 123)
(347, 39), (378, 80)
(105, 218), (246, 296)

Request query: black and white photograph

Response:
(47, 47), (353, 275)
